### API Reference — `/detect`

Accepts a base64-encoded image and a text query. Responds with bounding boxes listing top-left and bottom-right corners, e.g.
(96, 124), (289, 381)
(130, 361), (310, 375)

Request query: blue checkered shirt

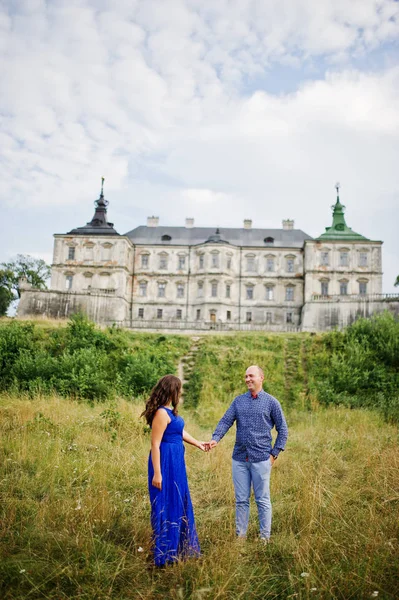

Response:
(212, 390), (288, 462)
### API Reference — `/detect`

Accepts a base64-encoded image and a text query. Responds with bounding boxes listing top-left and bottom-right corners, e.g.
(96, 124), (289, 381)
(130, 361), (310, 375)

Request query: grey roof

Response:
(124, 226), (313, 248)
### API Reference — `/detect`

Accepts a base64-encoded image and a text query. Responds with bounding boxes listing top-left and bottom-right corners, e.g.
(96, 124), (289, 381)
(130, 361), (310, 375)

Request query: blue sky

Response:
(1, 0), (398, 291)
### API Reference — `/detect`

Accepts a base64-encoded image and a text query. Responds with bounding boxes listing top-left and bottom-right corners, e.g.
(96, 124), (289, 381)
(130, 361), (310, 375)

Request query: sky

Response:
(1, 0), (398, 292)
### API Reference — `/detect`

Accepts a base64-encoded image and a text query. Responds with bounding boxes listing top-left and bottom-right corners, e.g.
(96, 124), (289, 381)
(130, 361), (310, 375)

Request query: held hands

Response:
(197, 440), (218, 452)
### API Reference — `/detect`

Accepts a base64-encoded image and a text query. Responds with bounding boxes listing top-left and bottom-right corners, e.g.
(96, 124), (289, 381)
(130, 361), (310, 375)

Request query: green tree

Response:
(395, 275), (399, 287)
(0, 254), (51, 300)
(0, 270), (14, 316)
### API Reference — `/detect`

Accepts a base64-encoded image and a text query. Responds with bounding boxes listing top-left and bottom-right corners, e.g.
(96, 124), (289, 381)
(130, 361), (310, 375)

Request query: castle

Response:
(18, 182), (398, 331)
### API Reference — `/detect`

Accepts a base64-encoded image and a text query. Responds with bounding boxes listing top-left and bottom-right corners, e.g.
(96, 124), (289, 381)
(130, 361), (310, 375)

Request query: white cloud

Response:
(0, 0), (398, 290)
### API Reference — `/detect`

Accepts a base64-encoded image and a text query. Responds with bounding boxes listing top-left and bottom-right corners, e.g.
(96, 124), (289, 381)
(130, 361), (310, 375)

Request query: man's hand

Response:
(152, 474), (162, 490)
(270, 455), (276, 466)
(208, 440), (218, 450)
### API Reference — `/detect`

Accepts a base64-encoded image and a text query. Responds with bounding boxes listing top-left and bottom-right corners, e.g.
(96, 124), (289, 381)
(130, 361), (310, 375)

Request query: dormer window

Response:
(162, 234), (172, 242)
(264, 237), (274, 244)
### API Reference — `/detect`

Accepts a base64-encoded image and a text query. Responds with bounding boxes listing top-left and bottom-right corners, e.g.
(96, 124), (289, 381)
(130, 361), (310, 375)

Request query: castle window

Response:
(176, 309), (182, 320)
(321, 281), (329, 296)
(178, 256), (186, 270)
(138, 308), (144, 319)
(161, 234), (172, 242)
(359, 281), (368, 295)
(159, 254), (168, 269)
(211, 253), (219, 268)
(227, 256), (232, 269)
(340, 252), (349, 267)
(359, 252), (368, 267)
(157, 309), (163, 319)
(246, 285), (254, 300)
(266, 257), (275, 272)
(264, 237), (274, 244)
(101, 243), (112, 261)
(266, 312), (272, 324)
(286, 312), (293, 323)
(286, 257), (295, 273)
(285, 286), (295, 301)
(226, 310), (231, 321)
(199, 255), (204, 269)
(197, 281), (204, 298)
(84, 244), (94, 261)
(320, 251), (330, 266)
(265, 285), (274, 301)
(340, 281), (348, 295)
(158, 282), (166, 297)
(246, 312), (252, 322)
(246, 256), (256, 272)
(139, 281), (147, 297)
(141, 254), (149, 268)
(226, 284), (231, 298)
(65, 275), (73, 290)
(177, 283), (185, 298)
(68, 247), (75, 260)
(211, 282), (218, 297)
(196, 309), (201, 320)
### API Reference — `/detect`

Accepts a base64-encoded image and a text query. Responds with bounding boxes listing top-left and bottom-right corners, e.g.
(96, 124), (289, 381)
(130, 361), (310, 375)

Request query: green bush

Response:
(308, 312), (399, 422)
(0, 315), (189, 401)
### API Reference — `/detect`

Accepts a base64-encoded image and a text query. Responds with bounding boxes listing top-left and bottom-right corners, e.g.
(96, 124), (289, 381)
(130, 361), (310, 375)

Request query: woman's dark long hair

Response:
(141, 374), (181, 426)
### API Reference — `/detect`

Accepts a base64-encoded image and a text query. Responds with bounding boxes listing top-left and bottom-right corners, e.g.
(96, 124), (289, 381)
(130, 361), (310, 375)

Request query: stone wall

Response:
(301, 295), (399, 331)
(18, 289), (129, 325)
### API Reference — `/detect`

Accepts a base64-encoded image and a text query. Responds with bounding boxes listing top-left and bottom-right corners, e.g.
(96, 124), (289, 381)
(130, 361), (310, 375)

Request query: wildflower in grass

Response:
(301, 572), (309, 578)
(19, 569), (26, 573)
(370, 593), (379, 598)
(138, 547), (144, 553)
(310, 588), (317, 592)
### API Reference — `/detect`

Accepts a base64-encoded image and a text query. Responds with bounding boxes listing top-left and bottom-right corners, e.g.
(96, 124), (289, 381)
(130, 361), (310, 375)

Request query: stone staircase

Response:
(178, 336), (201, 402)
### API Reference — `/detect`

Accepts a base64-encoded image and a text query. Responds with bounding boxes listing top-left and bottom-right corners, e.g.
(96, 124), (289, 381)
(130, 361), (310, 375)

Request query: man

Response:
(209, 365), (288, 541)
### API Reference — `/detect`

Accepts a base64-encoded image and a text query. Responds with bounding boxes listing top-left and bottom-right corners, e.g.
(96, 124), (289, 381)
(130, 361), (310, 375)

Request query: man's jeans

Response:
(232, 458), (272, 539)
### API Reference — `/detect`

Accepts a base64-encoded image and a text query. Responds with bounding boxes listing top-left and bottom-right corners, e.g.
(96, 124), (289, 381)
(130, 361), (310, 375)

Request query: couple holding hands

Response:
(141, 365), (288, 567)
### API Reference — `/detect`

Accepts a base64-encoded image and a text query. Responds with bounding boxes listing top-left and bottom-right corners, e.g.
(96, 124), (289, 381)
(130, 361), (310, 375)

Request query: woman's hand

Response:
(197, 441), (210, 452)
(152, 473), (162, 490)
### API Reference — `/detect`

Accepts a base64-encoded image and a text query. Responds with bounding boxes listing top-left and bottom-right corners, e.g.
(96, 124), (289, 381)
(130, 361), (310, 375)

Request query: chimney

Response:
(282, 219), (294, 230)
(243, 219), (252, 230)
(147, 216), (159, 227)
(185, 218), (194, 228)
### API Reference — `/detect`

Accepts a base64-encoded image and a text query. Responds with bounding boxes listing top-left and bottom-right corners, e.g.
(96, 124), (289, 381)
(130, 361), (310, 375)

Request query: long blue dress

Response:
(148, 406), (201, 566)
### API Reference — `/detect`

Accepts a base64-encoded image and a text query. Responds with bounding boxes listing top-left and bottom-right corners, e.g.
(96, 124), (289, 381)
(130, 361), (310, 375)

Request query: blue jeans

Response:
(232, 458), (272, 539)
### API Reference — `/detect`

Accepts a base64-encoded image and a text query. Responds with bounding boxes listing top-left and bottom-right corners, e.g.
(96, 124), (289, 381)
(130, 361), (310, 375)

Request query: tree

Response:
(0, 255), (51, 303)
(0, 270), (14, 316)
(395, 275), (399, 288)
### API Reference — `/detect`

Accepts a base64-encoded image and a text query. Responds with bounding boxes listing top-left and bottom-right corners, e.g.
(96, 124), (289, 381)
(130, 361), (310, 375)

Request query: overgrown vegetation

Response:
(0, 313), (398, 598)
(0, 314), (191, 400)
(185, 312), (399, 424)
(0, 395), (398, 599)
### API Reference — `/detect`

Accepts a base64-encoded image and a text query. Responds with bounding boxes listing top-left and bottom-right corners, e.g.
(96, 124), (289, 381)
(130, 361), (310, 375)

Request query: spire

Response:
(316, 183), (369, 241)
(67, 178), (119, 236)
(205, 227), (229, 244)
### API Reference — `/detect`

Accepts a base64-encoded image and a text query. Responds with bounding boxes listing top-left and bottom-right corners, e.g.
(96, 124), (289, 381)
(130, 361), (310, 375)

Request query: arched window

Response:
(264, 237), (274, 244)
(161, 234), (172, 242)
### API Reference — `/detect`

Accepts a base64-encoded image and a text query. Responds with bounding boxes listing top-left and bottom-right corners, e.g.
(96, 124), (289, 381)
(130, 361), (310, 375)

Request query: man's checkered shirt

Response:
(212, 390), (288, 462)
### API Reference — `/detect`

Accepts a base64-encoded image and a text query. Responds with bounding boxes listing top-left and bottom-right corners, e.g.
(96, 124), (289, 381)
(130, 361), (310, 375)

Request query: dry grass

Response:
(1, 392), (398, 599)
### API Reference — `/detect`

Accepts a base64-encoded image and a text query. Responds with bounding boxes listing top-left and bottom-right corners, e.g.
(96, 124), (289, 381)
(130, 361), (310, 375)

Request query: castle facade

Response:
(19, 184), (398, 331)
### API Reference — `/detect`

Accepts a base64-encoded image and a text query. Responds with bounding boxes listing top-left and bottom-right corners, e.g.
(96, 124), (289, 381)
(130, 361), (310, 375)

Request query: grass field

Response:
(1, 324), (398, 599)
(1, 392), (398, 599)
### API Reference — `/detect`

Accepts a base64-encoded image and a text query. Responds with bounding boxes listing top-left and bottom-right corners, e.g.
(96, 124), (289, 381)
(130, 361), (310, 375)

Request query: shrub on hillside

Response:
(0, 315), (187, 401)
(309, 312), (399, 422)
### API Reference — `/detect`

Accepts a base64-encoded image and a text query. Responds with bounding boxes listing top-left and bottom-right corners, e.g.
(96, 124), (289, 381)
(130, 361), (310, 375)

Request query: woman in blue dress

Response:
(142, 375), (205, 567)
